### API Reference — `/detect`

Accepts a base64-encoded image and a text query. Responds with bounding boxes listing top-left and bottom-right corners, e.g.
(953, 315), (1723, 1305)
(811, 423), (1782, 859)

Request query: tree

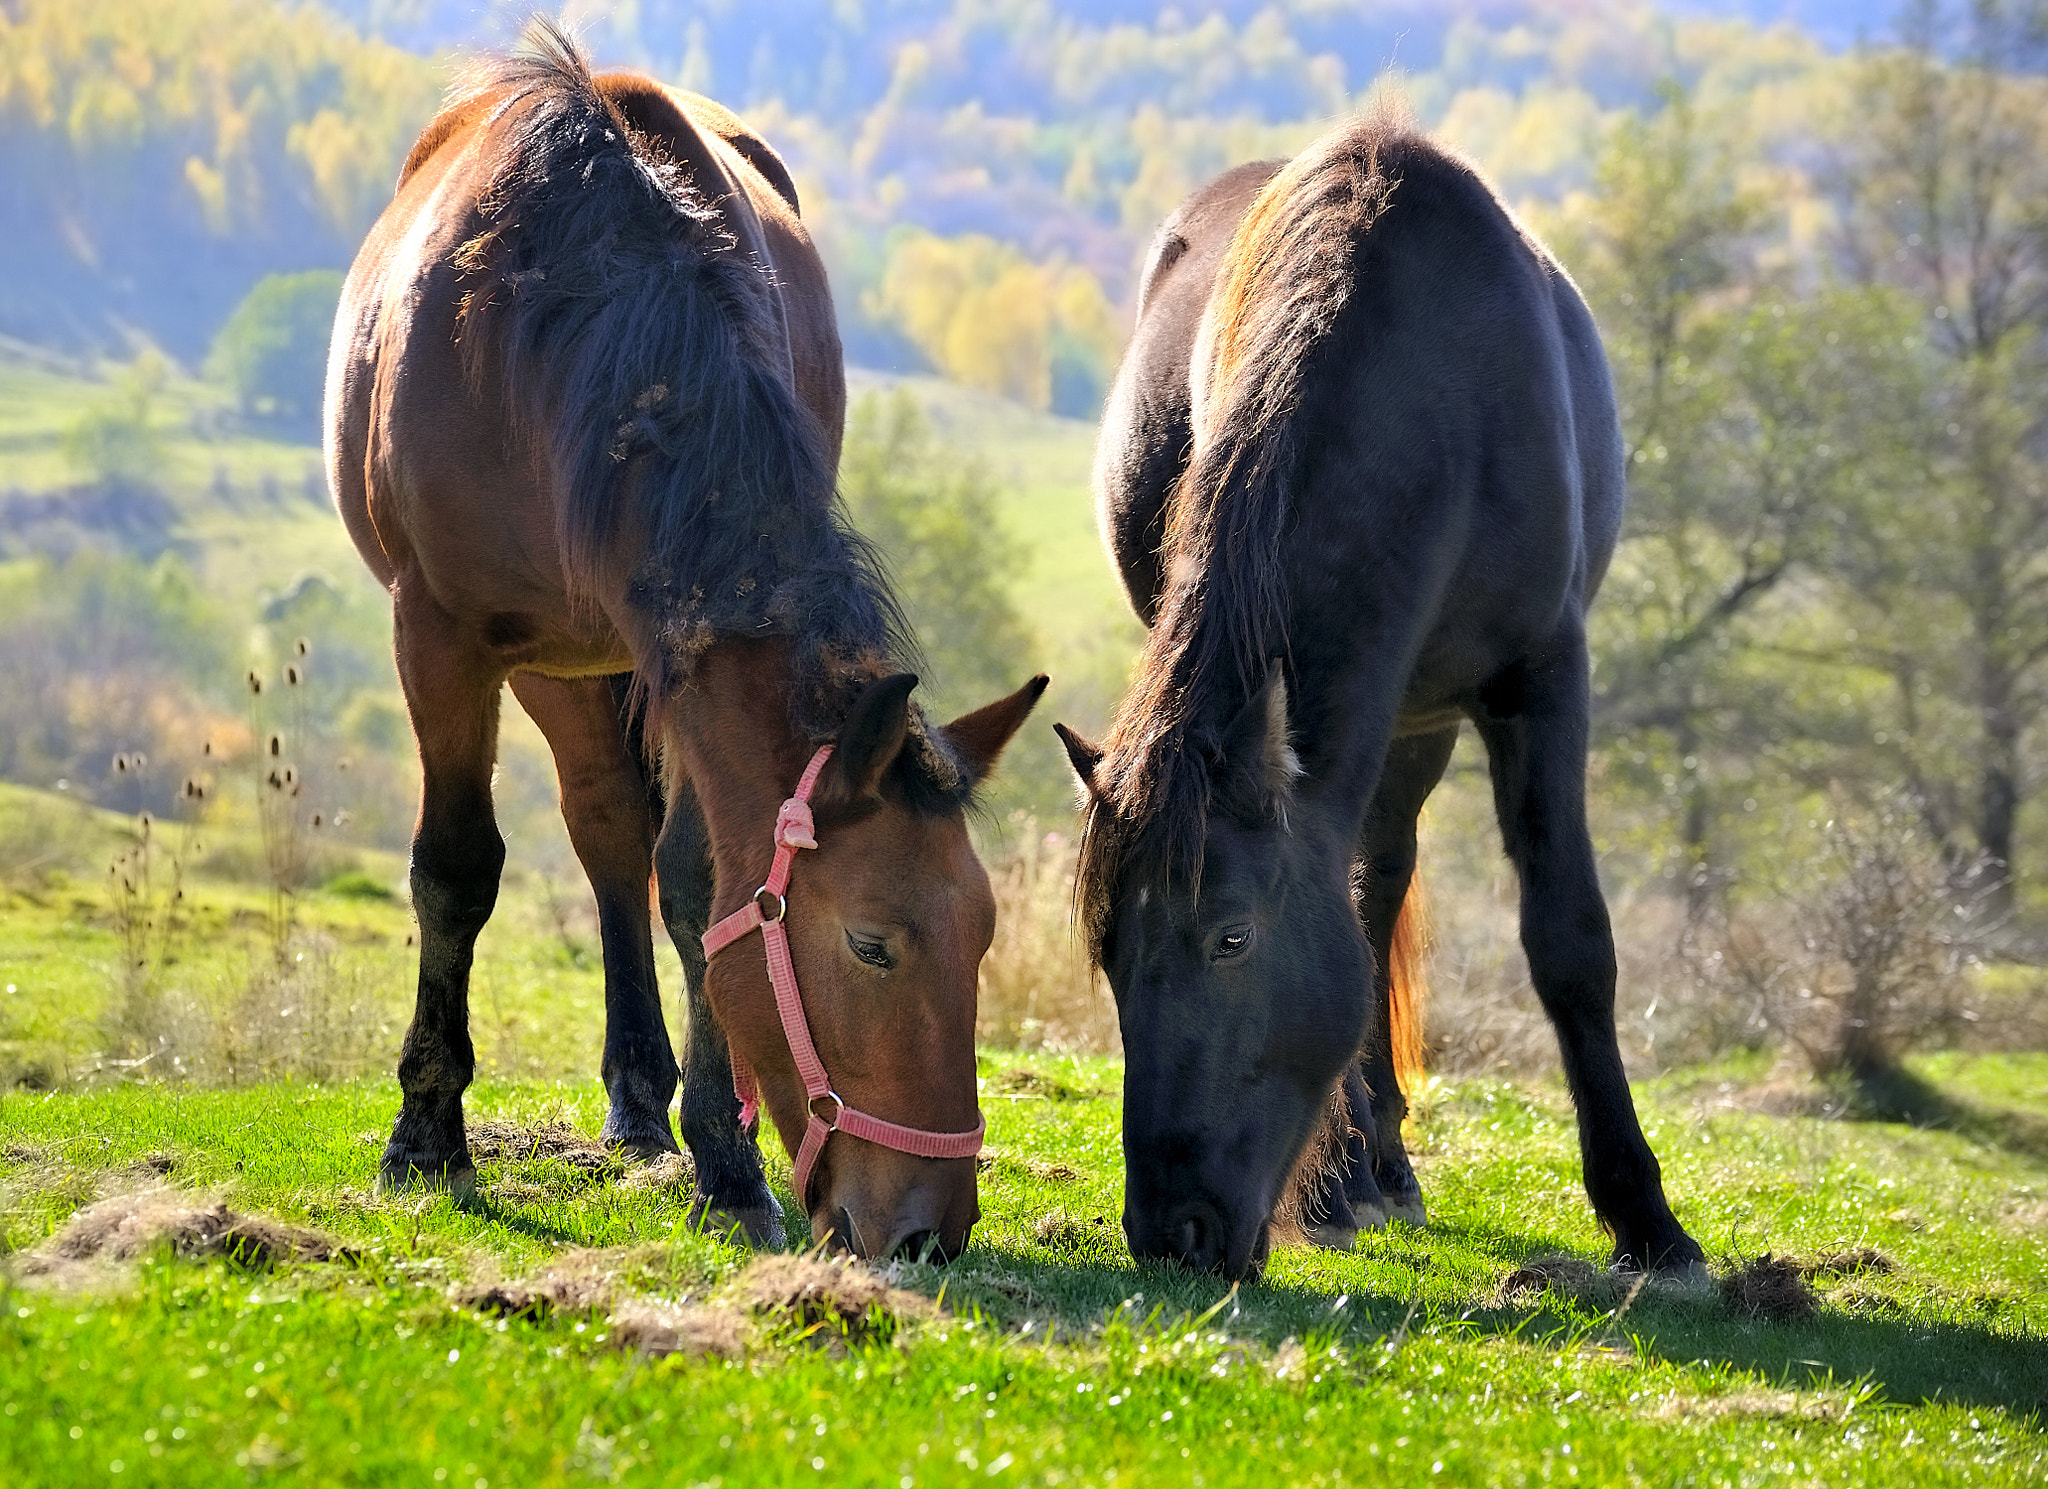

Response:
(838, 390), (1037, 718)
(204, 270), (345, 434)
(1830, 0), (2048, 912)
(864, 233), (1120, 415)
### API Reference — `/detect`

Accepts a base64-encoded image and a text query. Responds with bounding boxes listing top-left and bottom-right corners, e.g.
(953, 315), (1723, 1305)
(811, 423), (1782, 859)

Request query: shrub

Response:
(205, 271), (346, 433)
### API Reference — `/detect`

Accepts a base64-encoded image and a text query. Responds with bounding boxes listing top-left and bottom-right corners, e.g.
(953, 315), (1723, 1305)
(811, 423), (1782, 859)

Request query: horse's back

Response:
(327, 68), (843, 647)
(1099, 114), (1624, 719)
(1094, 160), (1279, 624)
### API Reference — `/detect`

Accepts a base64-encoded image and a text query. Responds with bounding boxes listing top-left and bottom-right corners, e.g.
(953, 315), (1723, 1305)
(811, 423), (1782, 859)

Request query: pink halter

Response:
(700, 745), (986, 1206)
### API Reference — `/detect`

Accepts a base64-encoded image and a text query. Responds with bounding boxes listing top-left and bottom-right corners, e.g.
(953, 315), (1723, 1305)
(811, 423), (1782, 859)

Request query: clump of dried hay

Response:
(459, 1249), (929, 1359)
(1804, 1246), (1894, 1278)
(466, 1120), (616, 1175)
(1720, 1254), (1819, 1322)
(619, 1153), (694, 1192)
(738, 1254), (933, 1342)
(1500, 1254), (1635, 1311)
(458, 1246), (743, 1360)
(1031, 1208), (1123, 1262)
(459, 1248), (630, 1319)
(608, 1299), (746, 1359)
(13, 1190), (351, 1289)
(977, 1148), (1082, 1184)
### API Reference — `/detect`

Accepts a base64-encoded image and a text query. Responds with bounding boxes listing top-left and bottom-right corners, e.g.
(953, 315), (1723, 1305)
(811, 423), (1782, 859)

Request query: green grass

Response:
(1, 1054), (2043, 1487)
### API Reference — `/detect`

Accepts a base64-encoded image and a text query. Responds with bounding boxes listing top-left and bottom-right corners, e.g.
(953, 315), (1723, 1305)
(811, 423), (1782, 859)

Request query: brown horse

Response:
(326, 19), (1042, 1260)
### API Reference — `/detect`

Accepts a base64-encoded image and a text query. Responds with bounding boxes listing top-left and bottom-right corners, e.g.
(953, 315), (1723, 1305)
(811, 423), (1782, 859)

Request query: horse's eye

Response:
(1214, 927), (1252, 960)
(846, 932), (893, 969)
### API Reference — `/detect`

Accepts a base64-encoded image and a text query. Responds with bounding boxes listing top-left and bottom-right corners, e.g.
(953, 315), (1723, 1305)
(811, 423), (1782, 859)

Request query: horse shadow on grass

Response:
(925, 1218), (2047, 1424)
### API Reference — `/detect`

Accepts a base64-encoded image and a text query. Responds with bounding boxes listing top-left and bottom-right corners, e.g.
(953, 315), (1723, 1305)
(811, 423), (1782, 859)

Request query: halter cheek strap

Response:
(700, 745), (986, 1206)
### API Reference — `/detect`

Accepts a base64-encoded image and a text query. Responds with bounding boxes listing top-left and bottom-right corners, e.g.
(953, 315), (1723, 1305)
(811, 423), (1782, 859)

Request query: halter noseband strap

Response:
(700, 744), (986, 1206)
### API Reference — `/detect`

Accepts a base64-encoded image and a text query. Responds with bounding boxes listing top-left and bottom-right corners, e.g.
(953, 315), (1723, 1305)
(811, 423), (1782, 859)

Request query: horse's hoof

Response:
(376, 1159), (476, 1198)
(1385, 1196), (1427, 1227)
(691, 1199), (785, 1249)
(1303, 1222), (1358, 1252)
(1349, 1200), (1388, 1232)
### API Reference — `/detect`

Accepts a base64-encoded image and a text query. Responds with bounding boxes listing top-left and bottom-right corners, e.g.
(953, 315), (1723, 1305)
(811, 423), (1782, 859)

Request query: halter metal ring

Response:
(752, 885), (787, 923)
(811, 1090), (845, 1129)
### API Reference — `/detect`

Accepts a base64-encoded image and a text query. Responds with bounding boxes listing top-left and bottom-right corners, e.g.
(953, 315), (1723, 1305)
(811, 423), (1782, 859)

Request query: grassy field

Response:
(6, 336), (2047, 1489)
(1, 1052), (2044, 1486)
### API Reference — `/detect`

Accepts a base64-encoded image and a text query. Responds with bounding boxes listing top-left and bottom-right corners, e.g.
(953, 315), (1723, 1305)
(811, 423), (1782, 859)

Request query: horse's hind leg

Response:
(1351, 726), (1459, 1228)
(653, 779), (784, 1248)
(1471, 625), (1705, 1276)
(508, 673), (678, 1160)
(381, 588), (507, 1194)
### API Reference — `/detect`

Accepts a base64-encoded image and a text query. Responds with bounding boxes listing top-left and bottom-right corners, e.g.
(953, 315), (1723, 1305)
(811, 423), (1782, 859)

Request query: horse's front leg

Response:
(1473, 627), (1704, 1276)
(508, 672), (677, 1159)
(381, 584), (508, 1194)
(1350, 727), (1459, 1229)
(654, 778), (784, 1248)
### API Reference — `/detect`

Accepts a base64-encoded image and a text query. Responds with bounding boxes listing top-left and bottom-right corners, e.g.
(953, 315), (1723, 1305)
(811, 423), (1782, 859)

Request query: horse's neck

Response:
(666, 640), (817, 883)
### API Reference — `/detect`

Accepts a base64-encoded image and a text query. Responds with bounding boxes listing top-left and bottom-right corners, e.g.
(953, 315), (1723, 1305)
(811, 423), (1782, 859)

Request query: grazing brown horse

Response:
(1058, 106), (1703, 1280)
(326, 19), (1042, 1260)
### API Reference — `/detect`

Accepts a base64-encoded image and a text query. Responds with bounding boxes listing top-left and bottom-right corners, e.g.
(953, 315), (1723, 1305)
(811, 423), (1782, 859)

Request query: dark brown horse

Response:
(327, 20), (1042, 1260)
(1057, 105), (1703, 1281)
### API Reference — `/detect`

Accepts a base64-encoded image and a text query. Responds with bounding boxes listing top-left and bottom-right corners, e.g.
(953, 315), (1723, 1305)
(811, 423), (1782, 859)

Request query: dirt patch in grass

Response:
(2, 1142), (51, 1167)
(1720, 1254), (1819, 1322)
(14, 1189), (351, 1288)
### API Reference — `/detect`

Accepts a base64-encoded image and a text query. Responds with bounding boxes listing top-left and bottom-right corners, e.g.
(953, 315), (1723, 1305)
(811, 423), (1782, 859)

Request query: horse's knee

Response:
(411, 831), (505, 936)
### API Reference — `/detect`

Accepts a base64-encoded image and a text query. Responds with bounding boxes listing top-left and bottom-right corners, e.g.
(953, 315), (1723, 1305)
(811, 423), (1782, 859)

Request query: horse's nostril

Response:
(1179, 1217), (1203, 1258)
(892, 1227), (944, 1263)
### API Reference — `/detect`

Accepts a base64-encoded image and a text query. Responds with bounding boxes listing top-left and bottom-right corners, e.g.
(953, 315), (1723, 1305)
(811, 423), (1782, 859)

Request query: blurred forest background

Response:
(1, 0), (2045, 1095)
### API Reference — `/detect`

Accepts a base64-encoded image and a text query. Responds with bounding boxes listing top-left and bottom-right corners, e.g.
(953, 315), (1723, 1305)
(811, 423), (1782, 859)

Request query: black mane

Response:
(1077, 108), (1409, 951)
(452, 20), (961, 806)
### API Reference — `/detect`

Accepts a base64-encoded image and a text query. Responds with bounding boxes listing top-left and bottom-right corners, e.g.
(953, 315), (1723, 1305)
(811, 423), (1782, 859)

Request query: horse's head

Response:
(1061, 674), (1366, 1280)
(705, 670), (1045, 1262)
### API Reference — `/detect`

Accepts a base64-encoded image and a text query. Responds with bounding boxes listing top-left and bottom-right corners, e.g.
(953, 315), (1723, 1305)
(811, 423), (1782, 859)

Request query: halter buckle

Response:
(752, 884), (787, 923)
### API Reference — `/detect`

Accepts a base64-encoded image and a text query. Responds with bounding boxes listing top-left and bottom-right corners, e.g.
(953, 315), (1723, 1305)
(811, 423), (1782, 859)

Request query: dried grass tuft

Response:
(608, 1299), (746, 1359)
(458, 1247), (647, 1318)
(736, 1254), (932, 1340)
(1720, 1253), (1819, 1322)
(1031, 1208), (1123, 1262)
(1500, 1254), (1632, 1311)
(15, 1189), (350, 1288)
(466, 1119), (614, 1173)
(1805, 1246), (1894, 1278)
(976, 1148), (1082, 1184)
(618, 1153), (694, 1192)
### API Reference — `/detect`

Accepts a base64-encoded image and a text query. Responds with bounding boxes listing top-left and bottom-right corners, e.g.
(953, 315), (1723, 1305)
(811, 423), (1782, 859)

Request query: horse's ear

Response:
(826, 673), (919, 803)
(1054, 722), (1104, 800)
(942, 674), (1049, 787)
(1218, 667), (1300, 807)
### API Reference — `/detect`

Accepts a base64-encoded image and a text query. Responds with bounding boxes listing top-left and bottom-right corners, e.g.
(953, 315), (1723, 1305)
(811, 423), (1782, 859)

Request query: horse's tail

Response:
(449, 19), (885, 713)
(1386, 863), (1430, 1100)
